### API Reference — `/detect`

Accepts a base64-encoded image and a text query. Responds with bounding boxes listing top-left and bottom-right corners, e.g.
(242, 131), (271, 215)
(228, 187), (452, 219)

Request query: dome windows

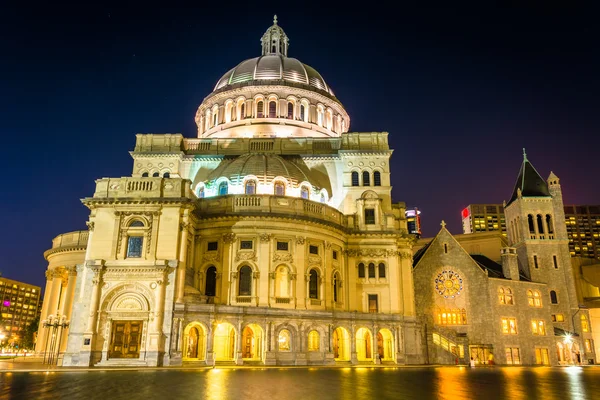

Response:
(374, 171), (381, 186)
(218, 181), (229, 196)
(362, 171), (370, 186)
(268, 100), (277, 118)
(274, 181), (285, 196)
(245, 180), (257, 195)
(287, 102), (294, 119)
(301, 185), (309, 199)
(257, 100), (264, 118)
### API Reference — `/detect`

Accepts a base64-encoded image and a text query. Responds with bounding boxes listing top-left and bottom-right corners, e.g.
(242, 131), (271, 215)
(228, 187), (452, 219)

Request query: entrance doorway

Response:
(110, 321), (142, 359)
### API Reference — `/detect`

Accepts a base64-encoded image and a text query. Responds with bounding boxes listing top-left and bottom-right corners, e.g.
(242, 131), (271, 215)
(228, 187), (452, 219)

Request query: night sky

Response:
(1, 3), (598, 289)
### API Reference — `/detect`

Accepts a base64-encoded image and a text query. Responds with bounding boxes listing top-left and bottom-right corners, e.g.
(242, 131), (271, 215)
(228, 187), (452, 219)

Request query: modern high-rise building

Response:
(564, 205), (600, 259)
(0, 276), (42, 346)
(462, 203), (600, 261)
(406, 208), (422, 238)
(461, 204), (506, 236)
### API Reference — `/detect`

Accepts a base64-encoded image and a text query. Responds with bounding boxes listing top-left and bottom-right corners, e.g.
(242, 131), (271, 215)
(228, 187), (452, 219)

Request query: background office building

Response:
(0, 276), (41, 345)
(461, 204), (506, 236)
(406, 208), (422, 238)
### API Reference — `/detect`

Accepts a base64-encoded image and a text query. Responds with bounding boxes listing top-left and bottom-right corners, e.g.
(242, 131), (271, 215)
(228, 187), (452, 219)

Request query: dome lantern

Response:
(261, 15), (289, 57)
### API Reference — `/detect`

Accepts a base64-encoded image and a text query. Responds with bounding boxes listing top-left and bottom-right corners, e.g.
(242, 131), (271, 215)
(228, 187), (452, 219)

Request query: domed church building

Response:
(41, 18), (423, 367)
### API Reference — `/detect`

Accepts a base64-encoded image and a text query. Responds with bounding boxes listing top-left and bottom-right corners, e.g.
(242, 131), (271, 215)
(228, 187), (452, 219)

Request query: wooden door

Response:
(110, 321), (142, 359)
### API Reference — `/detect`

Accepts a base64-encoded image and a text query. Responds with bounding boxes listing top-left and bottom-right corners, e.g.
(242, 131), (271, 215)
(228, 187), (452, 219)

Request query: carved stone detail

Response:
(202, 253), (220, 263)
(86, 221), (95, 231)
(222, 233), (236, 244)
(308, 255), (321, 266)
(272, 253), (294, 263)
(259, 233), (272, 243)
(235, 251), (257, 262)
(296, 236), (305, 245)
(324, 241), (332, 250)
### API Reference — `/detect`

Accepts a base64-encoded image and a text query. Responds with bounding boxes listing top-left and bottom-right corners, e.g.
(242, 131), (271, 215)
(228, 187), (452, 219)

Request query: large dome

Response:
(214, 55), (334, 96)
(206, 154), (316, 187)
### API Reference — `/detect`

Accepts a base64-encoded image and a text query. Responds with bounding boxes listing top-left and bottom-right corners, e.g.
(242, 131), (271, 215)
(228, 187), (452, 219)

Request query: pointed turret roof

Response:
(507, 149), (550, 206)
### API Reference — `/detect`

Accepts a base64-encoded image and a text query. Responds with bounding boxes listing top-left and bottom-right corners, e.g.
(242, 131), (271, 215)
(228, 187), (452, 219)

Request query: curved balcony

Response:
(195, 195), (346, 228)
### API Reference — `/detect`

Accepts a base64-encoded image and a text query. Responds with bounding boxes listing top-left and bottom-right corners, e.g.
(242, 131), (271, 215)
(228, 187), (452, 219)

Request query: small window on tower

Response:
(365, 209), (375, 225)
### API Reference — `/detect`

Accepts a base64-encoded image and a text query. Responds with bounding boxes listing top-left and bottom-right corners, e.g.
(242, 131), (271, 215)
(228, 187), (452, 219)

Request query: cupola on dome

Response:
(213, 16), (334, 97)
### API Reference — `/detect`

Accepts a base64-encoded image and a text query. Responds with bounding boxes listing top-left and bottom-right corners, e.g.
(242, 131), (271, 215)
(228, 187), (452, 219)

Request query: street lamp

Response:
(42, 315), (70, 365)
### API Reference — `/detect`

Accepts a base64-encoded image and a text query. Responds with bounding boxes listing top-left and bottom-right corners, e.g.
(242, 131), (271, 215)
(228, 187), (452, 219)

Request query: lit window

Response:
(498, 287), (513, 305)
(368, 294), (378, 313)
(308, 330), (320, 351)
(501, 318), (517, 334)
(278, 330), (291, 351)
(245, 180), (256, 195)
(582, 315), (589, 332)
(218, 181), (228, 196)
(551, 314), (564, 322)
(527, 290), (542, 307)
(436, 309), (467, 325)
(126, 236), (143, 258)
(197, 186), (205, 198)
(505, 347), (521, 365)
(585, 339), (594, 353)
(531, 320), (546, 335)
(300, 186), (309, 199)
(274, 182), (285, 196)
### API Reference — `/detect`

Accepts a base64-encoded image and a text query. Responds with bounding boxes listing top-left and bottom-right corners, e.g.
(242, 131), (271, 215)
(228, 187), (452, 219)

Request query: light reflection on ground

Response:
(0, 366), (599, 400)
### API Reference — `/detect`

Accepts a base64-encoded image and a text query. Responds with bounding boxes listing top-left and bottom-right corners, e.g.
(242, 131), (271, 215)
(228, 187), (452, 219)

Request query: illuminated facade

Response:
(414, 153), (595, 365)
(461, 204), (506, 236)
(0, 276), (41, 346)
(46, 18), (422, 367)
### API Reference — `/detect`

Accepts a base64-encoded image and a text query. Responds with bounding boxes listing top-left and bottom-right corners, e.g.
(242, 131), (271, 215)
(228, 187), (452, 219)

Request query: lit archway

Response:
(377, 329), (394, 361)
(356, 327), (373, 361)
(333, 327), (350, 361)
(242, 323), (264, 361)
(183, 323), (207, 360)
(213, 322), (236, 361)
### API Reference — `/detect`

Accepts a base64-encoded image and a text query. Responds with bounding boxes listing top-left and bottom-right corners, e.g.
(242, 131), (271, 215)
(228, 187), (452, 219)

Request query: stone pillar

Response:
(372, 324), (379, 364)
(176, 218), (189, 303)
(58, 267), (78, 353)
(236, 319), (243, 365)
(35, 272), (56, 354)
(85, 263), (104, 334)
(350, 324), (358, 364)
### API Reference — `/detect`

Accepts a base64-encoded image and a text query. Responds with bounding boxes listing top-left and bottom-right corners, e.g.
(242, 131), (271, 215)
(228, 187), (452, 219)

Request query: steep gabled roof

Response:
(412, 240), (432, 268)
(470, 254), (504, 278)
(507, 149), (550, 206)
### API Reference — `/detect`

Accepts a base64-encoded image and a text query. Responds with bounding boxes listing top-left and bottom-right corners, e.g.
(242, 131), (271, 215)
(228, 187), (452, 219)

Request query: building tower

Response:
(504, 149), (592, 362)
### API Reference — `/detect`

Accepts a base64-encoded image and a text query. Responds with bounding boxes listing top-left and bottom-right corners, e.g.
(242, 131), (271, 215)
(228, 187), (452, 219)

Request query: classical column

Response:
(176, 218), (189, 303)
(35, 271), (56, 353)
(85, 264), (104, 334)
(372, 324), (379, 364)
(60, 267), (78, 320)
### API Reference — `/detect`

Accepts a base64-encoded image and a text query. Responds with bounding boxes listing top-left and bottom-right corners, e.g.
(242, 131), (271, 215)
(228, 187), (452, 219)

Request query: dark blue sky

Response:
(1, 3), (598, 288)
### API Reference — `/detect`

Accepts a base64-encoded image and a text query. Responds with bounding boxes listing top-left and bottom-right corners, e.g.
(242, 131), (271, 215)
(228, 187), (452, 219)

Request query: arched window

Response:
(238, 266), (252, 296)
(308, 330), (320, 351)
(218, 181), (228, 196)
(205, 266), (217, 296)
(351, 171), (359, 187)
(546, 214), (554, 234)
(368, 263), (375, 278)
(309, 269), (319, 299)
(581, 315), (589, 332)
(257, 100), (264, 118)
(300, 104), (306, 122)
(163, 172), (170, 178)
(268, 101), (277, 118)
(213, 111), (218, 127)
(197, 186), (205, 199)
(225, 102), (233, 123)
(141, 172), (149, 177)
(537, 214), (545, 234)
(550, 290), (558, 304)
(373, 171), (381, 186)
(275, 265), (290, 298)
(152, 172), (160, 177)
(528, 290), (542, 307)
(358, 263), (365, 278)
(499, 287), (513, 305)
(320, 193), (326, 203)
(528, 215), (535, 233)
(129, 220), (144, 227)
(274, 181), (285, 196)
(245, 180), (256, 195)
(239, 102), (246, 119)
(378, 263), (386, 278)
(317, 106), (324, 126)
(362, 171), (370, 186)
(278, 330), (291, 351)
(287, 102), (294, 119)
(326, 109), (333, 130)
(300, 186), (309, 199)
(333, 273), (339, 302)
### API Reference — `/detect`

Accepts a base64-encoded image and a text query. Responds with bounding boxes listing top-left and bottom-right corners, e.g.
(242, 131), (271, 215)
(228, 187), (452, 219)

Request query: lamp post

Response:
(42, 315), (69, 365)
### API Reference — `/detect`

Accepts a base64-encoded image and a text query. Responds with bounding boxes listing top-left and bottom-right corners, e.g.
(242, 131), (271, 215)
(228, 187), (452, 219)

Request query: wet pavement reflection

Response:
(0, 366), (598, 400)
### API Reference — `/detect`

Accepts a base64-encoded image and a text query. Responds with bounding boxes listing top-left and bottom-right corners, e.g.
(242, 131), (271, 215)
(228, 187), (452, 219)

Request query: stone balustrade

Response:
(196, 195), (345, 227)
(92, 177), (192, 199)
(50, 230), (89, 249)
